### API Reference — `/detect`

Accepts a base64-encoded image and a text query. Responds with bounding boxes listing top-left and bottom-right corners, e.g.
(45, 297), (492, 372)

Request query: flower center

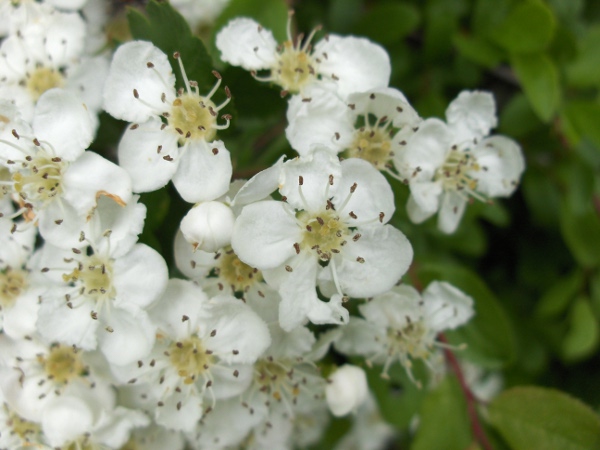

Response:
(12, 151), (65, 205)
(5, 410), (41, 441)
(347, 127), (393, 169)
(273, 42), (316, 93)
(0, 269), (27, 308)
(254, 358), (299, 401)
(169, 93), (217, 143)
(217, 247), (262, 292)
(62, 254), (115, 304)
(38, 344), (87, 384)
(434, 148), (481, 194)
(299, 210), (350, 261)
(169, 336), (214, 384)
(26, 67), (65, 101)
(387, 321), (430, 360)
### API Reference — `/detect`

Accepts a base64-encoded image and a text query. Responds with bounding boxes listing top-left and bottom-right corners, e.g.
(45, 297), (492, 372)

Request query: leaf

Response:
(562, 297), (600, 361)
(353, 2), (420, 44)
(511, 53), (560, 122)
(489, 0), (556, 53)
(410, 377), (472, 450)
(127, 1), (215, 92)
(499, 93), (543, 138)
(418, 263), (516, 368)
(535, 270), (583, 318)
(489, 386), (600, 450)
(563, 101), (600, 150)
(559, 192), (600, 268)
(566, 26), (600, 87)
(453, 33), (504, 68)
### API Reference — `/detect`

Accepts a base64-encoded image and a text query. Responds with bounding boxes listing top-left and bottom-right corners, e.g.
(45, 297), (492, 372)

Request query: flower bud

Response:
(326, 364), (368, 417)
(180, 201), (235, 253)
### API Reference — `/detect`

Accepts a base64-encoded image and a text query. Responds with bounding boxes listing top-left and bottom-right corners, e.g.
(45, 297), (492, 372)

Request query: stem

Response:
(439, 333), (494, 450)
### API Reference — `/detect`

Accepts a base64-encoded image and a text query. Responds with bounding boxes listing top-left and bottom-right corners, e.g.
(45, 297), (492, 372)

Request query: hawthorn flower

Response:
(395, 90), (525, 233)
(325, 364), (368, 417)
(232, 147), (413, 330)
(215, 13), (391, 98)
(103, 40), (233, 202)
(334, 282), (474, 384)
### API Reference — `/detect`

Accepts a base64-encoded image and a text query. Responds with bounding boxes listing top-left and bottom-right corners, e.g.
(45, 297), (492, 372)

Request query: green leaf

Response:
(418, 263), (516, 368)
(328, 0), (363, 33)
(410, 377), (471, 450)
(499, 93), (543, 137)
(489, 0), (556, 53)
(511, 53), (560, 122)
(536, 270), (583, 318)
(563, 101), (600, 150)
(453, 33), (504, 68)
(489, 386), (600, 450)
(566, 26), (600, 87)
(127, 1), (214, 91)
(562, 297), (600, 361)
(353, 2), (420, 45)
(560, 200), (600, 268)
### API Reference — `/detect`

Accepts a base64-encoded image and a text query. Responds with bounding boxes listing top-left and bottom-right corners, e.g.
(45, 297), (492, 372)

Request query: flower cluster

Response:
(0, 3), (523, 449)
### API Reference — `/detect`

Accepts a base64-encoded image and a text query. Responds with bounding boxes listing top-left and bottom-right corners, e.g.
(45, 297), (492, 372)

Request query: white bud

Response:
(326, 364), (368, 417)
(180, 201), (235, 252)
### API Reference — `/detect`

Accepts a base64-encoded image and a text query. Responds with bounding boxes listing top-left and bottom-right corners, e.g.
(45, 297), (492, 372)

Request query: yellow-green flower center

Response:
(254, 358), (299, 401)
(5, 410), (41, 441)
(273, 42), (316, 93)
(387, 321), (430, 360)
(0, 269), (27, 308)
(12, 151), (65, 204)
(169, 336), (214, 384)
(299, 210), (350, 261)
(169, 93), (217, 143)
(38, 344), (87, 384)
(347, 128), (393, 170)
(62, 254), (115, 304)
(217, 247), (262, 292)
(434, 148), (481, 193)
(26, 67), (65, 101)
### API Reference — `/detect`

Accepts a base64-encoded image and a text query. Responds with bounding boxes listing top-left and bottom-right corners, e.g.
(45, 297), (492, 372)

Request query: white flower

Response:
(103, 41), (233, 202)
(180, 201), (235, 253)
(170, 0), (231, 30)
(395, 90), (525, 233)
(325, 364), (368, 417)
(216, 14), (391, 98)
(335, 282), (474, 384)
(231, 148), (413, 330)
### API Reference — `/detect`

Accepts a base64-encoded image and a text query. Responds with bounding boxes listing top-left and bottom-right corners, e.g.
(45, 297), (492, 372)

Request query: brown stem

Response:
(439, 334), (494, 450)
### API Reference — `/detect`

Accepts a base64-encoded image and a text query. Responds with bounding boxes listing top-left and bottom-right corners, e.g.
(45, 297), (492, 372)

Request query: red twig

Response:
(439, 334), (494, 450)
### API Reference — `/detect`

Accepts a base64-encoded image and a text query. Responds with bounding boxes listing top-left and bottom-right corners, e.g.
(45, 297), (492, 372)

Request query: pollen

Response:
(273, 42), (316, 93)
(169, 93), (217, 143)
(62, 254), (115, 304)
(38, 344), (87, 385)
(347, 127), (393, 169)
(0, 269), (27, 308)
(299, 210), (350, 261)
(217, 246), (262, 292)
(434, 148), (481, 196)
(26, 67), (65, 101)
(12, 151), (65, 204)
(169, 336), (214, 384)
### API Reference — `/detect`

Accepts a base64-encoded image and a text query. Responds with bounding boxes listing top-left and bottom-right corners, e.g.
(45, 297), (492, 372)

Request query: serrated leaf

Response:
(127, 1), (214, 92)
(562, 297), (600, 361)
(489, 0), (556, 53)
(353, 2), (420, 44)
(511, 53), (560, 122)
(489, 387), (600, 450)
(410, 377), (472, 450)
(418, 264), (516, 368)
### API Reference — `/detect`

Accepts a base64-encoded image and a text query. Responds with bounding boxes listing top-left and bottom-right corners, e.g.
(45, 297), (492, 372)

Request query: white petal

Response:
(173, 230), (214, 280)
(422, 281), (474, 332)
(279, 148), (342, 212)
(33, 88), (93, 161)
(446, 90), (497, 143)
(285, 86), (353, 156)
(437, 192), (467, 234)
(172, 140), (232, 203)
(117, 116), (180, 193)
(2, 286), (43, 339)
(326, 364), (368, 416)
(62, 151), (132, 216)
(155, 394), (203, 432)
(334, 317), (383, 357)
(112, 243), (168, 310)
(180, 201), (235, 252)
(409, 181), (442, 218)
(42, 12), (86, 66)
(37, 200), (88, 250)
(472, 136), (525, 197)
(103, 41), (175, 123)
(232, 155), (284, 207)
(98, 308), (156, 365)
(406, 191), (437, 224)
(231, 200), (300, 270)
(313, 35), (391, 99)
(394, 118), (450, 181)
(334, 225), (413, 298)
(92, 406), (150, 448)
(65, 55), (110, 113)
(216, 18), (278, 70)
(42, 396), (94, 447)
(360, 285), (422, 327)
(347, 87), (420, 128)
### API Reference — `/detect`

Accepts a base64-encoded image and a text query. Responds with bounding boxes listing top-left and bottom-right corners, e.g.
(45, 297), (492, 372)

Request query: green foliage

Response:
(353, 2), (420, 45)
(489, 387), (600, 450)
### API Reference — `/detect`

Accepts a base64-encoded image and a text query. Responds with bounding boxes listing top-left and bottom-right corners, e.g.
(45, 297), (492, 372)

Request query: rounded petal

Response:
(103, 41), (175, 123)
(347, 87), (420, 128)
(313, 35), (390, 99)
(216, 18), (278, 70)
(231, 200), (300, 270)
(42, 396), (94, 447)
(335, 225), (413, 298)
(334, 317), (383, 357)
(98, 308), (156, 365)
(65, 55), (110, 113)
(437, 191), (467, 234)
(63, 151), (132, 216)
(172, 140), (232, 203)
(173, 230), (214, 280)
(408, 181), (442, 220)
(32, 88), (93, 161)
(180, 201), (235, 253)
(41, 12), (86, 66)
(472, 135), (525, 197)
(326, 364), (368, 416)
(422, 281), (474, 332)
(446, 90), (497, 143)
(117, 116), (180, 193)
(232, 155), (284, 207)
(37, 199), (88, 250)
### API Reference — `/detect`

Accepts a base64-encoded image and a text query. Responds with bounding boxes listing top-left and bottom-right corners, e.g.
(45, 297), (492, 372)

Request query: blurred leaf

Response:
(522, 168), (561, 227)
(536, 270), (583, 318)
(511, 53), (560, 122)
(563, 101), (600, 150)
(128, 1), (215, 91)
(453, 33), (504, 68)
(499, 93), (543, 138)
(561, 297), (600, 361)
(328, 0), (363, 33)
(418, 263), (517, 368)
(353, 2), (420, 44)
(489, 386), (600, 450)
(472, 0), (510, 36)
(489, 0), (556, 54)
(410, 377), (471, 450)
(424, 0), (466, 60)
(566, 26), (600, 87)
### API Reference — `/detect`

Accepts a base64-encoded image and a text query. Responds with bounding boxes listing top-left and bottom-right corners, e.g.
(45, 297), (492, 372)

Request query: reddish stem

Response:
(439, 334), (494, 450)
